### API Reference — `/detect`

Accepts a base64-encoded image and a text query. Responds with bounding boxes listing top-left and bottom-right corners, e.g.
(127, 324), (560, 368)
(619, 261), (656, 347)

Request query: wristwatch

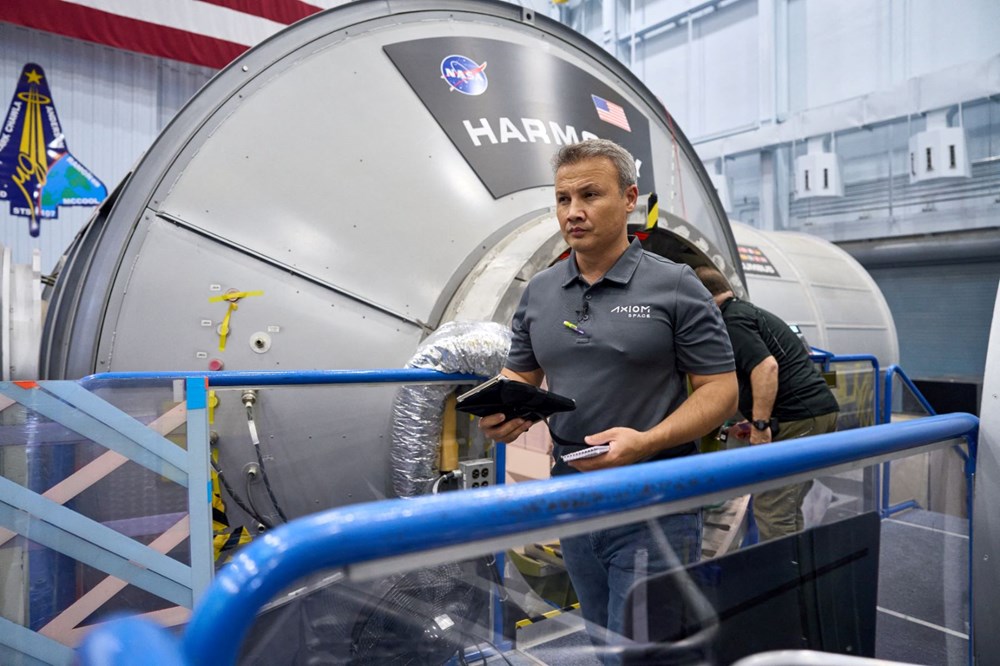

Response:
(752, 419), (771, 431)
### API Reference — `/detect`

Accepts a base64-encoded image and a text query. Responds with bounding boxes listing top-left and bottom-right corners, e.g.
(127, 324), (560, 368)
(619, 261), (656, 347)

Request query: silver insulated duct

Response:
(390, 321), (511, 498)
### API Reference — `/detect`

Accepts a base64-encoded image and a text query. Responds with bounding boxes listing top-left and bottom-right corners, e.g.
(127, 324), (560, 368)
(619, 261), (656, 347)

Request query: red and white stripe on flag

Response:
(591, 94), (631, 133)
(0, 0), (332, 70)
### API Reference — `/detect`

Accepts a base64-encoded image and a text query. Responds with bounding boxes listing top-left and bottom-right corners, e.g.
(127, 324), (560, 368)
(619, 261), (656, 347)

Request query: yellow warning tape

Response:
(217, 302), (237, 351)
(208, 290), (264, 303)
(515, 602), (581, 629)
(210, 447), (254, 562)
(209, 290), (263, 351)
(644, 192), (659, 230)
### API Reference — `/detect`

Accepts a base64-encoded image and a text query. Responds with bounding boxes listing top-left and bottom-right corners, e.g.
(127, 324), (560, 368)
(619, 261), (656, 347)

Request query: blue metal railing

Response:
(81, 368), (483, 388)
(880, 364), (974, 520)
(809, 347), (881, 427)
(882, 364), (938, 424)
(76, 412), (979, 666)
(881, 364), (929, 517)
(806, 352), (972, 519)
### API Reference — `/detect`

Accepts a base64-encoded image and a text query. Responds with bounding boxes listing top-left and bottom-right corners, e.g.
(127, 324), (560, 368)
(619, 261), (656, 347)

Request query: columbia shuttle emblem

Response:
(0, 63), (107, 236)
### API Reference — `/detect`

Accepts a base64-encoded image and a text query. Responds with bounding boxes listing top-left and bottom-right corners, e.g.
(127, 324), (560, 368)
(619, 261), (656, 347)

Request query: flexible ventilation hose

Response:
(390, 321), (511, 498)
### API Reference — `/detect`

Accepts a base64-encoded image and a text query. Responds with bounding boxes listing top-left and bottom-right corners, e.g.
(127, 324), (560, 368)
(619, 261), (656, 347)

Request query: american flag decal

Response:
(591, 94), (631, 132)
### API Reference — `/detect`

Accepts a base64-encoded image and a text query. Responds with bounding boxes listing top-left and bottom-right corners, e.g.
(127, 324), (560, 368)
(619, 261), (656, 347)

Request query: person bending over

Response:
(696, 265), (840, 541)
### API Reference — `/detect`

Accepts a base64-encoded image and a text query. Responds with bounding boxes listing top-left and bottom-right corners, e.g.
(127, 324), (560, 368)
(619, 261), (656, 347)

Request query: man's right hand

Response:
(479, 413), (532, 443)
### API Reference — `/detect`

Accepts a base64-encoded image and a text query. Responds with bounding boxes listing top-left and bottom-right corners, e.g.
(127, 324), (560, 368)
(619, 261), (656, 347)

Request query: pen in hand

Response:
(563, 320), (587, 336)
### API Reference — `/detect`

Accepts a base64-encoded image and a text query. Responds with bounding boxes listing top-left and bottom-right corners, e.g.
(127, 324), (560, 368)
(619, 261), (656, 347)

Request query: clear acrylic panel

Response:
(0, 379), (193, 651)
(232, 431), (970, 665)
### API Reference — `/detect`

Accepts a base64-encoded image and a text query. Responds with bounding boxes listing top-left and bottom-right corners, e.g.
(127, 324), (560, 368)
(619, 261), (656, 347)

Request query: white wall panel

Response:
(695, 0), (758, 137)
(908, 0), (1000, 80)
(800, 0), (887, 109)
(571, 0), (606, 50)
(0, 24), (213, 273)
(637, 0), (758, 140)
(641, 27), (690, 128)
(639, 0), (716, 27)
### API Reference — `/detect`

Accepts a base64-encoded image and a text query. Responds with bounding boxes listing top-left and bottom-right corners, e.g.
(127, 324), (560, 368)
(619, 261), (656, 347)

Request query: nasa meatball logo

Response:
(440, 55), (488, 95)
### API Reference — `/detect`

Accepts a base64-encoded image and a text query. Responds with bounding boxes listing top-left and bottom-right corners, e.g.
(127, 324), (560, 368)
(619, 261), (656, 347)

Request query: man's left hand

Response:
(567, 427), (652, 471)
(750, 427), (772, 445)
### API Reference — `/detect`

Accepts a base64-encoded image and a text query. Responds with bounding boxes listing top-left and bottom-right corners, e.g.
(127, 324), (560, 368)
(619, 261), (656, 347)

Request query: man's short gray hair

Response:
(551, 139), (637, 193)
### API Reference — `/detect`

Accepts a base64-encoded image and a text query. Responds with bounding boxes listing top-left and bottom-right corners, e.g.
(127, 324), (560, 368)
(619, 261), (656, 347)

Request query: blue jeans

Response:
(560, 511), (702, 658)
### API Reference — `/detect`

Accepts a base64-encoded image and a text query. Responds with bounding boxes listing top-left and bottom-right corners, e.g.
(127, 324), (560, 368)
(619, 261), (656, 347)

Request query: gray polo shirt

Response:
(507, 239), (735, 461)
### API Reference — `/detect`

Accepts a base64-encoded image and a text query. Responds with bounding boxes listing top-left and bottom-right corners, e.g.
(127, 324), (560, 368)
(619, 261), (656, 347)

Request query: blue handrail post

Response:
(965, 431), (978, 532)
(186, 377), (213, 603)
(880, 366), (902, 518)
(490, 442), (514, 653)
(880, 366), (896, 517)
(966, 428), (979, 666)
(808, 346), (834, 373)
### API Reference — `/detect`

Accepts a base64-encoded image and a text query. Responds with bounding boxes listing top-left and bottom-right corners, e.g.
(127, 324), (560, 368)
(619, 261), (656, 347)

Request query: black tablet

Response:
(455, 375), (576, 423)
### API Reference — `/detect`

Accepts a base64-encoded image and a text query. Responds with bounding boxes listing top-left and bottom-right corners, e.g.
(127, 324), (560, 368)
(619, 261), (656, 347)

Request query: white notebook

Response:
(560, 444), (610, 462)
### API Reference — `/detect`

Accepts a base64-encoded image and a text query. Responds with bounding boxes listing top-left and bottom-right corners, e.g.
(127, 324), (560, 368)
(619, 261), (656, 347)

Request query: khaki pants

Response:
(752, 411), (839, 542)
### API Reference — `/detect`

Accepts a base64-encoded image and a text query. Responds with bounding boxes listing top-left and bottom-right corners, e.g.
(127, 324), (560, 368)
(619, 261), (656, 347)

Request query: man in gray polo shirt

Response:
(480, 139), (737, 656)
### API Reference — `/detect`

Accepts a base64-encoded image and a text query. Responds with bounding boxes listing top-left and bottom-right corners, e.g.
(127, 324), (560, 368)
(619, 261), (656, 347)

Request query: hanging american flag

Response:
(591, 94), (631, 132)
(0, 1), (344, 70)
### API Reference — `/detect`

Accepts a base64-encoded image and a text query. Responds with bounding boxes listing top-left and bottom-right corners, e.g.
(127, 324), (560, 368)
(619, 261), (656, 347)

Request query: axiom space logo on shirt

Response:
(611, 304), (652, 319)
